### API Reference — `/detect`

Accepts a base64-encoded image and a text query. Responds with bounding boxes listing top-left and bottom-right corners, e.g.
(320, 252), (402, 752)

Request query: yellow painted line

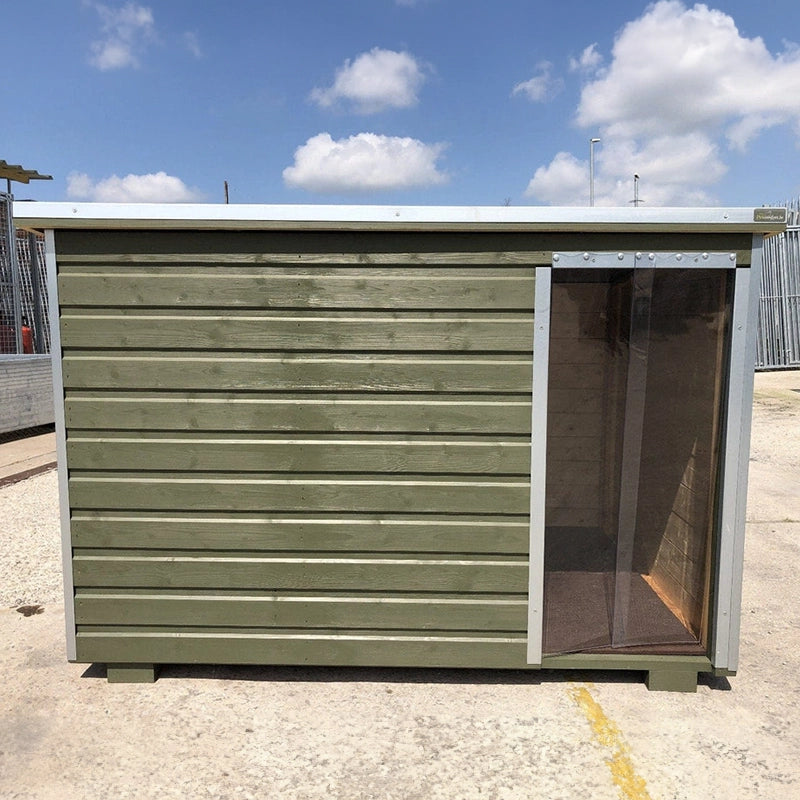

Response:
(568, 684), (653, 800)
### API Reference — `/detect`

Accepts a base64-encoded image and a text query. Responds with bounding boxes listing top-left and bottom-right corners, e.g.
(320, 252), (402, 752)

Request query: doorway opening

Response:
(544, 267), (732, 655)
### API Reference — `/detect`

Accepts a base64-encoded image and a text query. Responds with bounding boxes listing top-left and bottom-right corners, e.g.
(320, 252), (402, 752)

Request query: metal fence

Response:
(757, 202), (800, 370)
(0, 192), (49, 354)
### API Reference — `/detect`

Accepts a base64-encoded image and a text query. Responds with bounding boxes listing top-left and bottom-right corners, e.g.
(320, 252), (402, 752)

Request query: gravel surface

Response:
(0, 469), (61, 608)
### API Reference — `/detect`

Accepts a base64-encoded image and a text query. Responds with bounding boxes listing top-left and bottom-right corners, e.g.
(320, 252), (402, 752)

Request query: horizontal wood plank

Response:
(547, 363), (604, 389)
(66, 435), (531, 474)
(547, 413), (603, 437)
(545, 507), (602, 527)
(58, 251), (548, 266)
(60, 313), (534, 352)
(549, 312), (610, 339)
(547, 388), (603, 415)
(74, 631), (529, 668)
(64, 394), (532, 433)
(545, 480), (601, 509)
(68, 473), (531, 514)
(74, 593), (527, 630)
(70, 513), (529, 553)
(549, 338), (610, 365)
(58, 271), (535, 310)
(62, 354), (533, 392)
(544, 437), (602, 462)
(71, 555), (528, 592)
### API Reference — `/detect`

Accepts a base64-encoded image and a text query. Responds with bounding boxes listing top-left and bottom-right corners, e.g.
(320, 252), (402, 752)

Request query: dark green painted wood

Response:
(75, 632), (531, 668)
(69, 513), (530, 553)
(66, 435), (531, 474)
(57, 251), (547, 266)
(68, 473), (530, 514)
(59, 313), (534, 352)
(62, 354), (532, 393)
(71, 555), (528, 591)
(106, 663), (157, 683)
(64, 394), (532, 434)
(74, 593), (527, 630)
(87, 643), (714, 674)
(53, 227), (752, 259)
(54, 229), (545, 670)
(540, 653), (712, 670)
(58, 272), (535, 310)
(645, 668), (699, 692)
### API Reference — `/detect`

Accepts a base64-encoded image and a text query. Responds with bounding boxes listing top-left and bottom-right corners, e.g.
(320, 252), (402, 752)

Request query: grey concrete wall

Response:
(0, 356), (54, 434)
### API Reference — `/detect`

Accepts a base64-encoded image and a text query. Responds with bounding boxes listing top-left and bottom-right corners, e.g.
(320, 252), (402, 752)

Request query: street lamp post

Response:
(589, 138), (600, 206)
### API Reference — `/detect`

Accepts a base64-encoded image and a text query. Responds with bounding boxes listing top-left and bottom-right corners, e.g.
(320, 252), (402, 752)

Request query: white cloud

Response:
(569, 44), (603, 74)
(87, 2), (155, 70)
(310, 48), (426, 113)
(183, 31), (202, 59)
(512, 62), (562, 102)
(282, 132), (448, 193)
(524, 152), (587, 204)
(526, 1), (800, 205)
(67, 171), (203, 202)
(576, 0), (800, 143)
(528, 134), (724, 206)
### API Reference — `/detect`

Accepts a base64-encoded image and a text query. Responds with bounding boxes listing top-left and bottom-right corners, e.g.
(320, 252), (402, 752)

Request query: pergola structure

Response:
(0, 159), (52, 194)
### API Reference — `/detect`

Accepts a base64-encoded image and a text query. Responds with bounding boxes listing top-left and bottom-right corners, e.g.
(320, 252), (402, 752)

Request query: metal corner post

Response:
(527, 266), (551, 665)
(713, 237), (763, 671)
(44, 229), (77, 661)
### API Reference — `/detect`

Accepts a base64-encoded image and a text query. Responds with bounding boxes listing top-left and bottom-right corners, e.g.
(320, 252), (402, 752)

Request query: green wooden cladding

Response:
(57, 230), (537, 669)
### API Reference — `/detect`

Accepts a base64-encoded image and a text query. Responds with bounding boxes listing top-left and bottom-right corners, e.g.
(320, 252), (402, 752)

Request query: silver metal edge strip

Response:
(527, 266), (551, 665)
(552, 251), (738, 268)
(713, 248), (761, 670)
(45, 229), (77, 661)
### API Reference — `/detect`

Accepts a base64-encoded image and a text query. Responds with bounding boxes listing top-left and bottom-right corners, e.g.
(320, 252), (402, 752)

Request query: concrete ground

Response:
(0, 431), (55, 488)
(1, 371), (798, 800)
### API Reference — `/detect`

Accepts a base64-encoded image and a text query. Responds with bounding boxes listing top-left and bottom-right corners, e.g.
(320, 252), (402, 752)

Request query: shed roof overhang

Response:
(12, 201), (787, 235)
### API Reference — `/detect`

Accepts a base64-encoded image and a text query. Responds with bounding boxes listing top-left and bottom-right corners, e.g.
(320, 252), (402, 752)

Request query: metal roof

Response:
(12, 201), (787, 234)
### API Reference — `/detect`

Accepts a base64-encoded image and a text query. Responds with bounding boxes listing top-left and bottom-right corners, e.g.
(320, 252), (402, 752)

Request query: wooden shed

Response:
(15, 202), (786, 691)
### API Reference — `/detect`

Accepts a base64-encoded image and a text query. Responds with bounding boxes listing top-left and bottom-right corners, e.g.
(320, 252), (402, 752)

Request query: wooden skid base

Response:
(543, 653), (710, 693)
(96, 654), (712, 692)
(106, 663), (159, 684)
(645, 668), (699, 693)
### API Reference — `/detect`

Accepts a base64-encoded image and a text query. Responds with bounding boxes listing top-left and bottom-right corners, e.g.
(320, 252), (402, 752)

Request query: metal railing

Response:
(757, 201), (800, 370)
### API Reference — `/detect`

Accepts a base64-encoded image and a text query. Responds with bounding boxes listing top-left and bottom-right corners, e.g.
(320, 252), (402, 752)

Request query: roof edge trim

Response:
(12, 202), (787, 234)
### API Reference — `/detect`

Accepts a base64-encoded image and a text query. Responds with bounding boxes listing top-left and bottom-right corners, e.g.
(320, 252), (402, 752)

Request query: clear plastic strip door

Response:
(542, 253), (734, 656)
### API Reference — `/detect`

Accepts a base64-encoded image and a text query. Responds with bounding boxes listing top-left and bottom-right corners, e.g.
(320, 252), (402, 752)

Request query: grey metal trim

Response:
(12, 201), (788, 234)
(713, 249), (761, 671)
(552, 251), (738, 268)
(44, 229), (76, 661)
(527, 266), (551, 665)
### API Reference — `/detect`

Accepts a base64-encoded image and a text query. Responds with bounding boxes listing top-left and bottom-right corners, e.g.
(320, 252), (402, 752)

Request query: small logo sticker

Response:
(754, 208), (787, 223)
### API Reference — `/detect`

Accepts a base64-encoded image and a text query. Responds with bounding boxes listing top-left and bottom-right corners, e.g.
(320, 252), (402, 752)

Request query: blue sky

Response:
(4, 0), (800, 207)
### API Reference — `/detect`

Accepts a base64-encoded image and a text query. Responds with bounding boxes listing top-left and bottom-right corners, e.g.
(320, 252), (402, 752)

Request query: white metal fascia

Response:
(12, 201), (787, 234)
